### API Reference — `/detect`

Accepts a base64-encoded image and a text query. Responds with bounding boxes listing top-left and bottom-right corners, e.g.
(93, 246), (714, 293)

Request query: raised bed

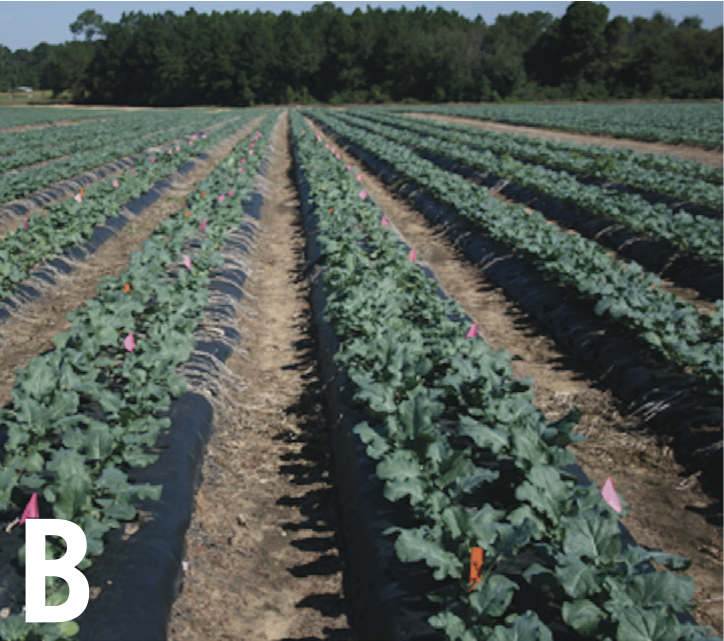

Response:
(0, 113), (276, 641)
(289, 115), (714, 641)
(309, 116), (722, 499)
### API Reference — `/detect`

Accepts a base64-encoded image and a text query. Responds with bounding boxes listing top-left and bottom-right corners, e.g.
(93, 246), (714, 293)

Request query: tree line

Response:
(1, 2), (721, 106)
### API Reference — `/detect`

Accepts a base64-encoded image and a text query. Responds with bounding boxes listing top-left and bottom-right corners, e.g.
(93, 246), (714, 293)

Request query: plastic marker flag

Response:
(112, 179), (119, 188)
(183, 255), (193, 271)
(22, 219), (28, 229)
(601, 477), (622, 513)
(381, 217), (389, 227)
(359, 190), (368, 200)
(199, 219), (207, 231)
(468, 547), (484, 592)
(74, 193), (82, 203)
(19, 493), (39, 525)
(124, 333), (136, 352)
(409, 249), (416, 262)
(466, 322), (478, 339)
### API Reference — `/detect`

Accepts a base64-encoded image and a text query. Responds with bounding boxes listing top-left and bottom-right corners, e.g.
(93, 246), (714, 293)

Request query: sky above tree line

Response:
(1, 1), (722, 52)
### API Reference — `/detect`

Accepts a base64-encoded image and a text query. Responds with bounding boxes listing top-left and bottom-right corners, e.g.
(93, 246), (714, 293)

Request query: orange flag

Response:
(468, 547), (484, 592)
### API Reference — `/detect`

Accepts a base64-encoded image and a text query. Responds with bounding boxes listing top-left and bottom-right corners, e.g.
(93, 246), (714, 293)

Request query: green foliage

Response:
(289, 110), (718, 641)
(3, 2), (719, 105)
(0, 111), (278, 640)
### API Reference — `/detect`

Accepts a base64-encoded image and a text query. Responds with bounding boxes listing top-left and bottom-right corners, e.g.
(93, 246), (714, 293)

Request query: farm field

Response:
(0, 104), (720, 641)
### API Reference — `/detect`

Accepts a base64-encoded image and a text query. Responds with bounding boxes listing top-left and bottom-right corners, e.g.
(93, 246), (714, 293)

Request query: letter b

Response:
(25, 519), (89, 623)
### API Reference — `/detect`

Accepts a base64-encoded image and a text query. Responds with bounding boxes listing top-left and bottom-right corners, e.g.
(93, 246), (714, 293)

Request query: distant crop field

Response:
(403, 102), (724, 148)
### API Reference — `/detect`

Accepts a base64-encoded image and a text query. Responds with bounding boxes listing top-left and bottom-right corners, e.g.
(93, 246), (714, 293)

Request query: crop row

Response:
(289, 110), (715, 641)
(0, 112), (259, 303)
(396, 103), (724, 148)
(0, 110), (238, 205)
(360, 109), (723, 211)
(335, 110), (723, 264)
(307, 109), (723, 394)
(0, 111), (276, 641)
(0, 107), (114, 130)
(0, 111), (218, 173)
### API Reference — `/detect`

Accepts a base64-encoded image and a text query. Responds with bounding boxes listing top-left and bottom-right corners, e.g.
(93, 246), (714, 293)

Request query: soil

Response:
(0, 108), (720, 639)
(169, 113), (353, 641)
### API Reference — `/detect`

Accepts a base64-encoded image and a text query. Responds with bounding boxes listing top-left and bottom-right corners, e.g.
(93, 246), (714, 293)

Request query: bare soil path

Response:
(169, 113), (352, 641)
(305, 116), (723, 635)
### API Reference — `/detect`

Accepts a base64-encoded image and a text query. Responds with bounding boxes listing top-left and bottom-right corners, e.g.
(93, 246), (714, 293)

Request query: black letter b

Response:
(25, 519), (89, 622)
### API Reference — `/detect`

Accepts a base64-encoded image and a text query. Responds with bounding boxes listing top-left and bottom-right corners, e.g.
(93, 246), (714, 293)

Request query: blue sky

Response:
(1, 1), (722, 51)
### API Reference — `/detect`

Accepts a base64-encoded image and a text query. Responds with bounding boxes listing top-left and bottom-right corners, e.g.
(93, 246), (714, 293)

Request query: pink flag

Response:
(355, 174), (362, 182)
(239, 167), (244, 173)
(74, 193), (82, 203)
(241, 158), (246, 164)
(175, 145), (180, 151)
(112, 179), (119, 188)
(22, 219), (28, 229)
(189, 140), (194, 145)
(601, 477), (622, 513)
(131, 168), (136, 174)
(199, 219), (207, 231)
(248, 150), (254, 156)
(150, 157), (156, 163)
(466, 322), (478, 339)
(124, 332), (136, 352)
(359, 190), (368, 200)
(19, 493), (39, 525)
(336, 154), (341, 160)
(167, 149), (173, 155)
(381, 217), (389, 227)
(409, 249), (416, 262)
(218, 194), (225, 203)
(227, 190), (234, 197)
(183, 255), (192, 270)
